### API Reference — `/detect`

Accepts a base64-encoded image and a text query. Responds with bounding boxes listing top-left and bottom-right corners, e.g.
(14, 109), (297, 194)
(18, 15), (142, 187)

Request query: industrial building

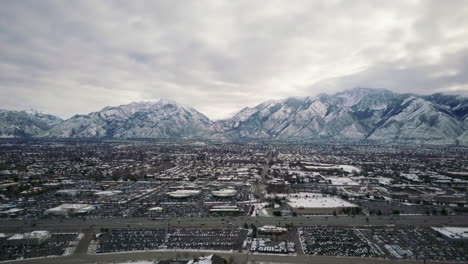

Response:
(6, 231), (51, 246)
(258, 225), (287, 234)
(45, 203), (96, 216)
(432, 227), (468, 241)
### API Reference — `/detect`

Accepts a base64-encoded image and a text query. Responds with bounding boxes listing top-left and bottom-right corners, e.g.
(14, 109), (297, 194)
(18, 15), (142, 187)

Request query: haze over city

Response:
(1, 0), (468, 119)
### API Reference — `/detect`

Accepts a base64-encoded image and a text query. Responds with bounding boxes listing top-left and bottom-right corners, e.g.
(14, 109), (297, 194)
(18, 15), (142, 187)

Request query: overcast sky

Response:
(1, 0), (468, 120)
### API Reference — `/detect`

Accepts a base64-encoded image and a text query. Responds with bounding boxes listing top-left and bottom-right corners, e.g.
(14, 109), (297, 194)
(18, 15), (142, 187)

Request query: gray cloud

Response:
(0, 0), (467, 120)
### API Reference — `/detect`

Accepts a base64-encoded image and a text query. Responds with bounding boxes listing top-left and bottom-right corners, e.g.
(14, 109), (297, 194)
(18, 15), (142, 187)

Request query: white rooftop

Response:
(7, 231), (50, 240)
(432, 227), (468, 240)
(94, 190), (123, 196)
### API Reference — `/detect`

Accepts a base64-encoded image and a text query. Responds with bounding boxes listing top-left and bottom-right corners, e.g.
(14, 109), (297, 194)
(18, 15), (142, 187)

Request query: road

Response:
(3, 249), (468, 264)
(73, 231), (94, 256)
(254, 150), (273, 201)
(1, 215), (467, 233)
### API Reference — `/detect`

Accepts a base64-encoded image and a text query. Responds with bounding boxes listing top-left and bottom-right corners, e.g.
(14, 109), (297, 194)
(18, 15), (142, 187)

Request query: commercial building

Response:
(258, 225), (287, 234)
(45, 203), (96, 216)
(432, 227), (468, 241)
(7, 231), (51, 246)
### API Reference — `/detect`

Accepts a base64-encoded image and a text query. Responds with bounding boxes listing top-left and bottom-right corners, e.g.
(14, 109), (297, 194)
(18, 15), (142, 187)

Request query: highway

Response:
(1, 215), (467, 233)
(3, 248), (468, 264)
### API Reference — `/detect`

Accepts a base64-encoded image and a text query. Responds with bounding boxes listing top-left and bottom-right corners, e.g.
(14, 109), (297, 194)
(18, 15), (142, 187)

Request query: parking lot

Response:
(97, 230), (165, 253)
(362, 228), (467, 261)
(299, 227), (379, 258)
(166, 229), (247, 250)
(96, 228), (248, 253)
(299, 226), (467, 261)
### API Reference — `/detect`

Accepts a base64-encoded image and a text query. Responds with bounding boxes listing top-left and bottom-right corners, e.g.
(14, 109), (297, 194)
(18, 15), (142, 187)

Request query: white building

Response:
(258, 225), (287, 234)
(209, 205), (240, 212)
(45, 203), (96, 216)
(7, 231), (51, 246)
(432, 227), (468, 241)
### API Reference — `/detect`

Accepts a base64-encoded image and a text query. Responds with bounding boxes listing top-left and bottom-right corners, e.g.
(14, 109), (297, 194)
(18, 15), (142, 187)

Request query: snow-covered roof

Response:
(47, 203), (95, 212)
(188, 254), (216, 264)
(7, 231), (50, 240)
(94, 190), (123, 196)
(432, 227), (468, 240)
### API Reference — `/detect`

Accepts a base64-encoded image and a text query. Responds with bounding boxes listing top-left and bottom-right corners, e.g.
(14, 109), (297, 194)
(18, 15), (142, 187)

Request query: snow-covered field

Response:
(287, 196), (358, 209)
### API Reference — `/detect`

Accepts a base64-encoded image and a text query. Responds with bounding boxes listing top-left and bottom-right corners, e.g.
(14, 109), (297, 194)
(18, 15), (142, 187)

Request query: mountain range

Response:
(1, 88), (467, 145)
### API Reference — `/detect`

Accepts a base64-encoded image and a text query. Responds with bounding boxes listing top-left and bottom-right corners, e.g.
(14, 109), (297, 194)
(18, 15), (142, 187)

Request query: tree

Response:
(441, 208), (448, 215)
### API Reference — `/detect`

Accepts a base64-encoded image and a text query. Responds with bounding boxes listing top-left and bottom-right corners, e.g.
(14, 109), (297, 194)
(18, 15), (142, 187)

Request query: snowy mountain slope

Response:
(2, 88), (467, 145)
(0, 109), (63, 138)
(216, 88), (468, 145)
(368, 97), (463, 144)
(44, 100), (212, 139)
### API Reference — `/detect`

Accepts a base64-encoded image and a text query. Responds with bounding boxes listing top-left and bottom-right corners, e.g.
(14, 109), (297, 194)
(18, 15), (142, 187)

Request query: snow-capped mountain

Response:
(44, 99), (212, 139)
(1, 89), (467, 145)
(216, 88), (468, 145)
(0, 109), (63, 138)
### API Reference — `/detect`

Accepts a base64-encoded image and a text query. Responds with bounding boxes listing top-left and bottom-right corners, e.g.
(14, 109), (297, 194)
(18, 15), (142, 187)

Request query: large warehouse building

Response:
(45, 203), (96, 216)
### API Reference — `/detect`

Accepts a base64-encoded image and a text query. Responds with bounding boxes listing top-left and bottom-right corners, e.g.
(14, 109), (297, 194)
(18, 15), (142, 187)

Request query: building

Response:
(7, 231), (51, 246)
(258, 225), (287, 234)
(45, 203), (96, 216)
(432, 227), (468, 241)
(287, 193), (358, 215)
(209, 205), (241, 213)
(0, 208), (24, 217)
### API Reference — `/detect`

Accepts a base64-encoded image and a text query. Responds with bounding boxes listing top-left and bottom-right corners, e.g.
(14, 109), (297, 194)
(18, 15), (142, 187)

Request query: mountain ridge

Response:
(1, 88), (467, 145)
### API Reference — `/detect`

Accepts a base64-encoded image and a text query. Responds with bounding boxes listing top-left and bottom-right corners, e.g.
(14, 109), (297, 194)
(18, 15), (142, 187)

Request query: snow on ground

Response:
(287, 196), (358, 208)
(376, 177), (393, 186)
(401, 173), (422, 182)
(337, 165), (361, 173)
(283, 193), (358, 208)
(323, 176), (359, 186)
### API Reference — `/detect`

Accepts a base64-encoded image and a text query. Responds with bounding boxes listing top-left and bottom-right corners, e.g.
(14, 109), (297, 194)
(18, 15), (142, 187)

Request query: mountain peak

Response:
(1, 88), (468, 145)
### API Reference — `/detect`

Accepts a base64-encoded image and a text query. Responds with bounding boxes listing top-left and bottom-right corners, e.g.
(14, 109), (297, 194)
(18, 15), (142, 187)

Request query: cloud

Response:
(0, 0), (467, 119)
